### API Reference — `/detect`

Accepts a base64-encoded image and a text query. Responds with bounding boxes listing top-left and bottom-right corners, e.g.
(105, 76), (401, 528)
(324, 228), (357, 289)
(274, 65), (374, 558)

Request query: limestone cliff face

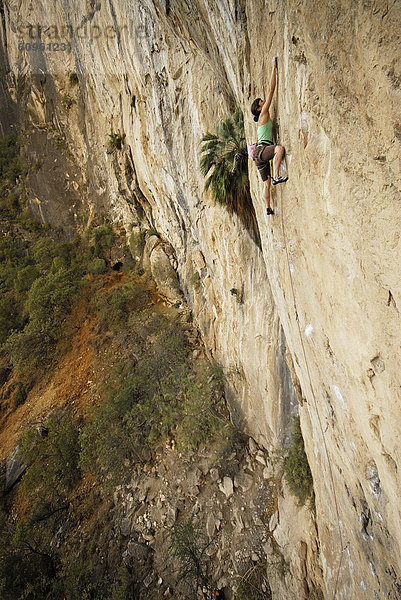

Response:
(2, 0), (401, 598)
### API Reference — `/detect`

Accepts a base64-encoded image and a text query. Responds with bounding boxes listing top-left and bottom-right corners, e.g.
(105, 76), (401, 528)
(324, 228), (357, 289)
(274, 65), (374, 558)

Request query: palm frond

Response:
(199, 107), (260, 245)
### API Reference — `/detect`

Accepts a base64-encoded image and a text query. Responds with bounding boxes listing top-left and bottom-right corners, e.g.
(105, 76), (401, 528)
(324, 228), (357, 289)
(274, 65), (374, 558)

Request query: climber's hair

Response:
(251, 98), (262, 122)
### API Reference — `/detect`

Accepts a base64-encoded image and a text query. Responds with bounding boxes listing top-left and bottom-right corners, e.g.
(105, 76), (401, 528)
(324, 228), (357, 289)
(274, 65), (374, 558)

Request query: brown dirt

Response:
(0, 272), (139, 462)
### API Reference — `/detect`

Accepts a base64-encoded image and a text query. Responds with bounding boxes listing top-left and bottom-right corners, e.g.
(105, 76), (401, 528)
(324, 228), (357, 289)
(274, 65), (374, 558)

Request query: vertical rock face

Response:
(2, 0), (401, 597)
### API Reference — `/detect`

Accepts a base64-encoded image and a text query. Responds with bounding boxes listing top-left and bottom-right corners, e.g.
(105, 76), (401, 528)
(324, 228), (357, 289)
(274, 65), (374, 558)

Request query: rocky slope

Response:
(1, 0), (401, 598)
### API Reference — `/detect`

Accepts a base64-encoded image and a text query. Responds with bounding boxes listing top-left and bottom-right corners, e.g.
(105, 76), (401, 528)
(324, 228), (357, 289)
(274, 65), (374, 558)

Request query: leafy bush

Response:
(32, 237), (71, 273)
(14, 264), (38, 293)
(87, 221), (115, 258)
(19, 415), (81, 506)
(87, 257), (108, 275)
(283, 418), (313, 506)
(0, 133), (24, 192)
(79, 367), (140, 478)
(12, 381), (30, 407)
(168, 363), (227, 450)
(18, 211), (45, 232)
(0, 222), (47, 353)
(80, 312), (228, 482)
(6, 259), (82, 384)
(0, 294), (22, 344)
(0, 505), (124, 600)
(79, 323), (190, 477)
(0, 511), (62, 600)
(69, 72), (79, 86)
(96, 282), (149, 332)
(107, 129), (124, 151)
(0, 415), (81, 600)
(60, 554), (105, 600)
(0, 191), (21, 218)
(0, 212), (126, 394)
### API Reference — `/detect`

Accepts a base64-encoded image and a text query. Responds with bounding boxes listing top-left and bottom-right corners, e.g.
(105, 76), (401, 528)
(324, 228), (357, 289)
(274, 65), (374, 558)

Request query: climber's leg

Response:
(263, 177), (274, 214)
(256, 154), (274, 214)
(272, 145), (285, 180)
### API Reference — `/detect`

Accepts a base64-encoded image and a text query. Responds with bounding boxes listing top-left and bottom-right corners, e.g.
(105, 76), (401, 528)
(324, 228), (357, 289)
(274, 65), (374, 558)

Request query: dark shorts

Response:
(255, 143), (275, 181)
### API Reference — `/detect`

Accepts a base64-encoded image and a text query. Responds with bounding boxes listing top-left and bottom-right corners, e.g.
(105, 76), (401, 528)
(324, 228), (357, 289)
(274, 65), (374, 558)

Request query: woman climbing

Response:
(250, 56), (288, 215)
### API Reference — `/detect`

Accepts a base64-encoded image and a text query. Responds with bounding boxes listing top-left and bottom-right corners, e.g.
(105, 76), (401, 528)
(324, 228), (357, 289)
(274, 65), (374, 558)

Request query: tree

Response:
(200, 107), (260, 244)
(200, 107), (249, 205)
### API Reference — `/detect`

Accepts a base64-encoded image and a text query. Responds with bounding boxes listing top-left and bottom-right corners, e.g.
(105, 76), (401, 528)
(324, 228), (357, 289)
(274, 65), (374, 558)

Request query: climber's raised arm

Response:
(260, 56), (277, 121)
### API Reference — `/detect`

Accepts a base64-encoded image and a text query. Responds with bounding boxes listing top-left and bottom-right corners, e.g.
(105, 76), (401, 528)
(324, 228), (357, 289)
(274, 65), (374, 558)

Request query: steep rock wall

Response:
(2, 0), (401, 598)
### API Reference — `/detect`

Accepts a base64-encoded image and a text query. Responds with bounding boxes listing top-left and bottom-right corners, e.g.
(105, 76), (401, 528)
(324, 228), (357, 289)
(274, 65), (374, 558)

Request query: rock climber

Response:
(250, 56), (288, 215)
(212, 589), (225, 599)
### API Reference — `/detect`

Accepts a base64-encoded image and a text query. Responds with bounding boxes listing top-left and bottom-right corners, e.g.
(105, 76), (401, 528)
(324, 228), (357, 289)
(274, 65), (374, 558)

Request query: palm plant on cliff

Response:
(200, 107), (260, 244)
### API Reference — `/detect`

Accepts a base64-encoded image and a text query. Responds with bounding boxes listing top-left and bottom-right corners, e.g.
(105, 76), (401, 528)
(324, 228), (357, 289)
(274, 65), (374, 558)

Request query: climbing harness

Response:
(275, 57), (347, 600)
(247, 141), (274, 161)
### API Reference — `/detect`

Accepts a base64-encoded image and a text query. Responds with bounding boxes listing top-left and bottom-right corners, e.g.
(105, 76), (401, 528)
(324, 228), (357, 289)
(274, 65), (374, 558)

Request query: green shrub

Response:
(0, 191), (21, 218)
(200, 107), (249, 209)
(0, 294), (22, 344)
(107, 130), (124, 151)
(32, 237), (71, 273)
(283, 418), (313, 506)
(0, 133), (24, 192)
(87, 257), (108, 275)
(0, 512), (61, 600)
(7, 259), (82, 383)
(69, 72), (79, 86)
(173, 364), (227, 449)
(18, 211), (44, 232)
(0, 218), (122, 389)
(80, 313), (228, 482)
(26, 260), (81, 334)
(12, 381), (30, 407)
(105, 566), (135, 600)
(0, 416), (82, 599)
(60, 554), (105, 600)
(96, 282), (149, 332)
(88, 221), (115, 257)
(19, 415), (81, 506)
(79, 368), (140, 477)
(14, 264), (38, 292)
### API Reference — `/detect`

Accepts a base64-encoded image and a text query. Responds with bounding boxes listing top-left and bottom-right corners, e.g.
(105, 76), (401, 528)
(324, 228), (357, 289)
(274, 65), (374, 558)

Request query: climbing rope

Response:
(273, 54), (346, 600)
(279, 184), (346, 600)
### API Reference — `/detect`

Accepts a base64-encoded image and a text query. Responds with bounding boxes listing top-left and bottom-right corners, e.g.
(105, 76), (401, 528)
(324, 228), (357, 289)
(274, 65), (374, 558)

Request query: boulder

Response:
(219, 476), (234, 498)
(150, 243), (183, 304)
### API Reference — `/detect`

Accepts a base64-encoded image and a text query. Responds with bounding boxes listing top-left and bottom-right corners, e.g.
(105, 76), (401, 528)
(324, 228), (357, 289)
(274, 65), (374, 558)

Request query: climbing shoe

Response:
(272, 176), (288, 185)
(266, 207), (274, 215)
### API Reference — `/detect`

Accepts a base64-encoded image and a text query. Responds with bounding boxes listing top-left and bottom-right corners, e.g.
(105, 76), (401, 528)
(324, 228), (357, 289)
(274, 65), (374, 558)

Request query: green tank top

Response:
(257, 119), (274, 144)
